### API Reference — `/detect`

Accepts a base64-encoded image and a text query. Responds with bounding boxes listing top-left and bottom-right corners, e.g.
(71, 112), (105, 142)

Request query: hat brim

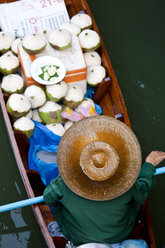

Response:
(57, 116), (142, 201)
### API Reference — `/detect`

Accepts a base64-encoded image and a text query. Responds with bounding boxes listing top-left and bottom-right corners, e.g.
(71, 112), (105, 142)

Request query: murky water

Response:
(0, 106), (47, 247)
(0, 0), (165, 247)
(87, 0), (165, 247)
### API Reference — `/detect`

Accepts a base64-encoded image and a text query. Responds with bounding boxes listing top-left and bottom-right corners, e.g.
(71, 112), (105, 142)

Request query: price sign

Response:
(0, 0), (70, 37)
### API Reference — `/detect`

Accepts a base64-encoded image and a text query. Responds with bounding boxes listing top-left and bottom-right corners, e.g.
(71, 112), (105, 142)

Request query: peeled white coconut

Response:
(46, 123), (65, 136)
(48, 29), (72, 50)
(87, 65), (106, 87)
(1, 74), (24, 94)
(25, 109), (33, 119)
(38, 29), (53, 41)
(6, 93), (31, 118)
(22, 34), (46, 54)
(84, 51), (101, 67)
(71, 14), (92, 30)
(32, 109), (43, 123)
(0, 32), (15, 53)
(63, 85), (84, 108)
(39, 101), (62, 124)
(11, 38), (22, 55)
(76, 98), (95, 111)
(79, 29), (100, 52)
(75, 98), (96, 117)
(13, 116), (35, 138)
(46, 81), (68, 102)
(0, 51), (19, 74)
(64, 121), (73, 130)
(61, 22), (81, 36)
(24, 85), (46, 109)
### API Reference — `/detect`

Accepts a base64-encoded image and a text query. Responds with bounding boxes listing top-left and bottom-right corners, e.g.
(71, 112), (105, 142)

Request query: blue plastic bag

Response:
(121, 239), (148, 248)
(84, 84), (97, 99)
(28, 120), (61, 186)
(28, 103), (102, 186)
(95, 103), (102, 115)
(110, 239), (148, 248)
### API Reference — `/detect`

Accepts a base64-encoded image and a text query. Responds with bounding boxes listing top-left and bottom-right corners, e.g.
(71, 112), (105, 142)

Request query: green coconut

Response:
(32, 109), (43, 123)
(38, 101), (62, 124)
(45, 81), (68, 102)
(13, 116), (35, 138)
(0, 51), (19, 75)
(22, 34), (46, 54)
(11, 38), (23, 56)
(38, 29), (53, 41)
(61, 22), (81, 36)
(48, 29), (72, 51)
(6, 93), (31, 118)
(24, 85), (46, 109)
(46, 123), (65, 136)
(79, 29), (100, 52)
(84, 51), (101, 67)
(63, 85), (84, 109)
(64, 121), (73, 131)
(0, 32), (15, 54)
(1, 74), (24, 94)
(71, 14), (92, 30)
(75, 98), (95, 111)
(25, 109), (33, 119)
(87, 65), (106, 87)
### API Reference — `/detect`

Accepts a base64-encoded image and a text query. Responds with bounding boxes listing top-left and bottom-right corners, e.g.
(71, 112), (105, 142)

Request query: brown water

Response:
(0, 0), (165, 247)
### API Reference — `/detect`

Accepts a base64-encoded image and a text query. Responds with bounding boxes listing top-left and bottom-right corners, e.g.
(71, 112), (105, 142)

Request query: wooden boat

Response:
(0, 0), (156, 247)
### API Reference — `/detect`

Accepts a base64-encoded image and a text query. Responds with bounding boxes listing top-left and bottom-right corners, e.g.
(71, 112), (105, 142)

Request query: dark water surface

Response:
(0, 106), (47, 247)
(0, 0), (165, 247)
(87, 0), (165, 247)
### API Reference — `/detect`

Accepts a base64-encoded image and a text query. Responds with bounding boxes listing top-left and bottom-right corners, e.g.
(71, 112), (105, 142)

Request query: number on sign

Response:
(40, 0), (62, 8)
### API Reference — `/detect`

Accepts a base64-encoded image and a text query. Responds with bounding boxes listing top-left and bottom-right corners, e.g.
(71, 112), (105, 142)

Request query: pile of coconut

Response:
(0, 13), (106, 138)
(5, 81), (100, 137)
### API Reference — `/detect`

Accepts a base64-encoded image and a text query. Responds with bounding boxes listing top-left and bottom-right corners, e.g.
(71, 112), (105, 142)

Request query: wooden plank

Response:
(99, 94), (115, 117)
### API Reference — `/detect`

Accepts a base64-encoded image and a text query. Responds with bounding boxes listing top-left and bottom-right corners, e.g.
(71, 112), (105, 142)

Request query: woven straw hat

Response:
(57, 115), (142, 201)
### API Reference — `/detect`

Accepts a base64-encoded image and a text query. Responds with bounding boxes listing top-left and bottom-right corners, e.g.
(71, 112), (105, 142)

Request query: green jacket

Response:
(43, 162), (156, 245)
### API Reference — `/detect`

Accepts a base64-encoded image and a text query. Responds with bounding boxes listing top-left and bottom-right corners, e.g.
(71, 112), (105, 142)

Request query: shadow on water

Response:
(87, 0), (165, 247)
(0, 106), (47, 248)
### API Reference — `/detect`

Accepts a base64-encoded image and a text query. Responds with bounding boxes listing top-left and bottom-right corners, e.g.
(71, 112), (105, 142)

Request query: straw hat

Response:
(57, 115), (142, 201)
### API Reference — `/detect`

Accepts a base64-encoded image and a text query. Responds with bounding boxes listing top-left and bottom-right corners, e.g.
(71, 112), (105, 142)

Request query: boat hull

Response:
(0, 0), (156, 247)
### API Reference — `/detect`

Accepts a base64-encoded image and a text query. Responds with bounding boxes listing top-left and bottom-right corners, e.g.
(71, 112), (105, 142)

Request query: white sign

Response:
(0, 0), (70, 37)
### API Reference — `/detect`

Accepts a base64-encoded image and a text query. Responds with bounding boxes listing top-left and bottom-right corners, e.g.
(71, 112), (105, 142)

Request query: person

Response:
(43, 116), (165, 247)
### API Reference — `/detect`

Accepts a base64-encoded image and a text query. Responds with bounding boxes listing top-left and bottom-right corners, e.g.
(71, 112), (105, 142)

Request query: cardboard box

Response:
(18, 35), (87, 93)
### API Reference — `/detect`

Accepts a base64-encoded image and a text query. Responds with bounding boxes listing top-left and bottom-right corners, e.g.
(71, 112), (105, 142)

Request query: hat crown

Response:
(80, 142), (119, 181)
(57, 116), (142, 201)
(92, 151), (107, 168)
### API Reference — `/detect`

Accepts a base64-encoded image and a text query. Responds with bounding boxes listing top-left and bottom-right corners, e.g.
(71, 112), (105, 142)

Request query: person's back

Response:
(44, 161), (156, 245)
(43, 116), (165, 246)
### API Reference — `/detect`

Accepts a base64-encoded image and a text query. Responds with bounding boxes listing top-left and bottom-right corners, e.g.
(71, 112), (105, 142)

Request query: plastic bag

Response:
(28, 120), (61, 186)
(121, 239), (148, 248)
(110, 239), (148, 248)
(28, 103), (102, 186)
(61, 103), (102, 122)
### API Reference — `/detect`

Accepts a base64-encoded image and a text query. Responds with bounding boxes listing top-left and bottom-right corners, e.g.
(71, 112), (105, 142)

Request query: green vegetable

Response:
(39, 64), (60, 81)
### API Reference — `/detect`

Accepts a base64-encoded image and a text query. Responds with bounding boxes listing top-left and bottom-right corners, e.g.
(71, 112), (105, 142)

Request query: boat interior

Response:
(0, 0), (156, 247)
